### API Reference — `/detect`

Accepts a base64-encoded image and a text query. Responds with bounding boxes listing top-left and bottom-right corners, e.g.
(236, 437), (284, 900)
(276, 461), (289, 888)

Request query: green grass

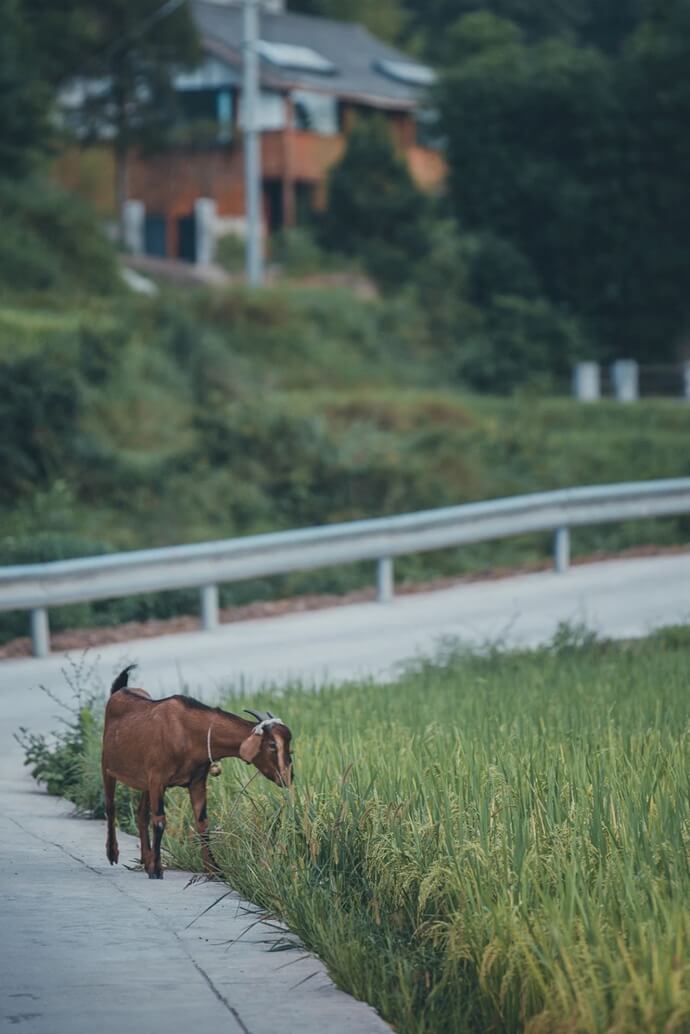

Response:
(40, 627), (690, 1033)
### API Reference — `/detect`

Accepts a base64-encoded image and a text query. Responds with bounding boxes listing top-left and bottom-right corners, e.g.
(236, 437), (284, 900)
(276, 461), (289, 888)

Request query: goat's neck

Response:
(204, 711), (252, 761)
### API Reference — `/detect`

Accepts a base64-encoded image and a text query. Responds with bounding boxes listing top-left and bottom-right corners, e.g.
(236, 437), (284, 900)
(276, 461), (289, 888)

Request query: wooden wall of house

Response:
(128, 147), (247, 257)
(52, 112), (445, 257)
(406, 146), (447, 192)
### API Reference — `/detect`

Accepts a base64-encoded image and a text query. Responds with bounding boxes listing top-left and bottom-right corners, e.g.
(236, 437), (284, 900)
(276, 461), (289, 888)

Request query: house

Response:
(59, 0), (445, 263)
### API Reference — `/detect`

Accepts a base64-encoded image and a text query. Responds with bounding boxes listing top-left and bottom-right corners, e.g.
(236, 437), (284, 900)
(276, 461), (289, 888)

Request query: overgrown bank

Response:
(21, 626), (690, 1034)
(3, 280), (690, 644)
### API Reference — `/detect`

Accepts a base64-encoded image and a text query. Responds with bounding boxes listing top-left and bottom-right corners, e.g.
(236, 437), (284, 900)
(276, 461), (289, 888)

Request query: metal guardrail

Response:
(2, 478), (689, 658)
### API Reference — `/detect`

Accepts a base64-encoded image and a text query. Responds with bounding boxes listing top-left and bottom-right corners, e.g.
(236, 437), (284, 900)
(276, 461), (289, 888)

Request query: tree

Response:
(320, 118), (430, 290)
(404, 0), (645, 58)
(1, 1), (200, 235)
(610, 0), (690, 357)
(20, 0), (102, 88)
(287, 0), (406, 44)
(0, 0), (52, 176)
(68, 0), (200, 236)
(438, 6), (690, 361)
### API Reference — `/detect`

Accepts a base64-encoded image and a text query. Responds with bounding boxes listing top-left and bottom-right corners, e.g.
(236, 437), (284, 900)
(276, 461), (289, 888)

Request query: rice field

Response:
(76, 626), (689, 1033)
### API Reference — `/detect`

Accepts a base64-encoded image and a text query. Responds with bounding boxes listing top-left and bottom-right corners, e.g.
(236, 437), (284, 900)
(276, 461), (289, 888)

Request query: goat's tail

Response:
(110, 664), (137, 695)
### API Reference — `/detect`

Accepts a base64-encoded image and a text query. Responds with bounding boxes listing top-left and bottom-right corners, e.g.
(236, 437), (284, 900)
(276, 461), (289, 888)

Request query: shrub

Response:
(271, 227), (329, 276)
(0, 353), (83, 503)
(215, 232), (245, 274)
(320, 118), (430, 290)
(0, 176), (118, 295)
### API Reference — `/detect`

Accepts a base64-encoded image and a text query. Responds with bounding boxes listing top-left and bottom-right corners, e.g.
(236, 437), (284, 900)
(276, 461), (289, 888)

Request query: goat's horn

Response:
(244, 708), (264, 724)
(267, 711), (275, 719)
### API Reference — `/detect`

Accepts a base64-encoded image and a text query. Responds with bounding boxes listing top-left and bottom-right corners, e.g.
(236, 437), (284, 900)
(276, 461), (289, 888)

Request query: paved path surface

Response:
(2, 554), (689, 713)
(1, 554), (688, 1034)
(0, 787), (389, 1034)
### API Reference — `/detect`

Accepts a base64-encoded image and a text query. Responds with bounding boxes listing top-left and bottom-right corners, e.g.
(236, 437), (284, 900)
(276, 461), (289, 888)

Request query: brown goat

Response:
(101, 665), (293, 879)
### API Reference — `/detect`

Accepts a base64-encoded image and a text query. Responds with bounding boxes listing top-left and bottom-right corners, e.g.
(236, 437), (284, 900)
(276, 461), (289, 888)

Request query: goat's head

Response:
(239, 710), (293, 787)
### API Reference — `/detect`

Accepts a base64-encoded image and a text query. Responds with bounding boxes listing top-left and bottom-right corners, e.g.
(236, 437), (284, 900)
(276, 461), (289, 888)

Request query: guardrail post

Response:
(377, 557), (394, 603)
(200, 584), (219, 631)
(554, 527), (570, 574)
(30, 608), (50, 658)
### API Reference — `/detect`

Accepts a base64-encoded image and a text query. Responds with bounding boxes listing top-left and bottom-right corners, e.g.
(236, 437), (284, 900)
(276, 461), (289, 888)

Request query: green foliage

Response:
(269, 227), (359, 278)
(287, 0), (406, 43)
(411, 223), (585, 390)
(0, 0), (51, 175)
(321, 118), (430, 290)
(215, 233), (246, 274)
(0, 177), (119, 295)
(27, 629), (690, 1032)
(15, 663), (102, 800)
(438, 10), (690, 362)
(0, 353), (83, 504)
(2, 278), (690, 645)
(271, 227), (322, 275)
(459, 293), (584, 393)
(396, 0), (644, 57)
(63, 1), (201, 150)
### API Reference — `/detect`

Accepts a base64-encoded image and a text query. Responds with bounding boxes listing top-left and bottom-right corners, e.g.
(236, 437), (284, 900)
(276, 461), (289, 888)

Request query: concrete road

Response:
(1, 553), (688, 1034)
(0, 786), (390, 1034)
(1, 554), (689, 721)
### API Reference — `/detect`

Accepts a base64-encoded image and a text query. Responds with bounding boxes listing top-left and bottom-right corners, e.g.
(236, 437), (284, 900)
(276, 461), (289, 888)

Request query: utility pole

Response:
(243, 0), (263, 286)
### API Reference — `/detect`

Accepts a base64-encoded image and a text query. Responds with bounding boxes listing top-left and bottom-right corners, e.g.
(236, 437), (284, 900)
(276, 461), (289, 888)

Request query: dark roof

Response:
(192, 1), (433, 109)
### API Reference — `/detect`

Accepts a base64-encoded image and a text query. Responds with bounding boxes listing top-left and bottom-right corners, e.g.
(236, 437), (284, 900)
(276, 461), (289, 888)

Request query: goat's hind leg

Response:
(148, 780), (166, 879)
(137, 791), (152, 871)
(103, 771), (119, 865)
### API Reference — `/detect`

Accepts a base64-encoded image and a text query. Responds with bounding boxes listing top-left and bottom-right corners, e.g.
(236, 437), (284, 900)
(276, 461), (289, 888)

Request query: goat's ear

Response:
(239, 732), (262, 763)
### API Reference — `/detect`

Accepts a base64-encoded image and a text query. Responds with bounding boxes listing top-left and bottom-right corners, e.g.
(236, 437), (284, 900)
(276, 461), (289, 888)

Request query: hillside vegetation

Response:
(23, 627), (690, 1033)
(2, 273), (690, 643)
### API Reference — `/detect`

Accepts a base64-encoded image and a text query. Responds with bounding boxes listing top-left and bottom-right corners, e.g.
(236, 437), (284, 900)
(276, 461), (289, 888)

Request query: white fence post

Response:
(123, 200), (145, 255)
(572, 362), (601, 401)
(377, 557), (394, 603)
(194, 198), (217, 267)
(611, 360), (639, 402)
(30, 608), (50, 658)
(200, 584), (219, 631)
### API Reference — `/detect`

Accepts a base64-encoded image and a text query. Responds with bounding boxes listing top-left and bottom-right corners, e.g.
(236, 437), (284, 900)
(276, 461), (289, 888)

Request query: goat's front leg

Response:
(103, 770), (119, 865)
(189, 777), (219, 875)
(137, 791), (152, 870)
(148, 780), (166, 879)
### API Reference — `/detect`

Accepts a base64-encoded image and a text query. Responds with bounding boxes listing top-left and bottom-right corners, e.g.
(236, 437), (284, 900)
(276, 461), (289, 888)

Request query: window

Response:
(239, 90), (286, 131)
(292, 90), (338, 135)
(415, 107), (444, 150)
(176, 88), (234, 143)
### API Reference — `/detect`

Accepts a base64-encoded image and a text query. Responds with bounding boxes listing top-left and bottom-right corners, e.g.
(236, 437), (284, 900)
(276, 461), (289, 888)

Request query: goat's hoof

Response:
(148, 871), (164, 880)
